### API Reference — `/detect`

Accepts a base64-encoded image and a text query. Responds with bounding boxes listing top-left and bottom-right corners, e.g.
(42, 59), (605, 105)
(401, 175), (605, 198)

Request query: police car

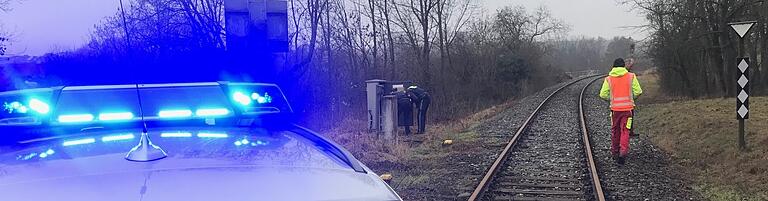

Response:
(0, 82), (401, 201)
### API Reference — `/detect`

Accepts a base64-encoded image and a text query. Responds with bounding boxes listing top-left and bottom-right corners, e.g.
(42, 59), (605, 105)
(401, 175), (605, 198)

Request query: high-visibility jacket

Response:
(599, 67), (643, 111)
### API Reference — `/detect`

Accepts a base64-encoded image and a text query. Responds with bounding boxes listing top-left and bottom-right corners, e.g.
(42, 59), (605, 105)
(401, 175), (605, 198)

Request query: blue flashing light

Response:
(28, 99), (50, 114)
(62, 138), (96, 146)
(45, 149), (55, 155)
(39, 152), (48, 158)
(99, 112), (135, 121)
(234, 141), (243, 146)
(4, 101), (28, 114)
(233, 92), (252, 106)
(160, 132), (192, 138)
(8, 101), (22, 109)
(19, 153), (37, 160)
(197, 132), (228, 138)
(195, 108), (230, 117)
(17, 105), (28, 113)
(58, 114), (95, 123)
(240, 139), (250, 144)
(102, 134), (135, 142)
(250, 92), (273, 104)
(158, 109), (192, 118)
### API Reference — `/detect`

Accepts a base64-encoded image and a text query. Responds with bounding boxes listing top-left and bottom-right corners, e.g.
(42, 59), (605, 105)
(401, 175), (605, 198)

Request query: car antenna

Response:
(125, 84), (167, 162)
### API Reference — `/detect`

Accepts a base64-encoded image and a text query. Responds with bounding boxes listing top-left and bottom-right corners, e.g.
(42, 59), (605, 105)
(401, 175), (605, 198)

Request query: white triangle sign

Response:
(730, 23), (755, 38)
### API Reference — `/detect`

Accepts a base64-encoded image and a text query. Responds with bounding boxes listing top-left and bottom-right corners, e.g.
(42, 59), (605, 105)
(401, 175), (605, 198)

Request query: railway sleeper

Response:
(496, 182), (582, 190)
(492, 195), (585, 201)
(491, 188), (584, 196)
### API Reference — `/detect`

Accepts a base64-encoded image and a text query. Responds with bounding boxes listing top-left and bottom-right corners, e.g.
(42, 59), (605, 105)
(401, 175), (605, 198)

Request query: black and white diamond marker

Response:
(738, 75), (748, 87)
(738, 90), (748, 103)
(738, 59), (749, 73)
(737, 57), (750, 119)
(738, 105), (748, 119)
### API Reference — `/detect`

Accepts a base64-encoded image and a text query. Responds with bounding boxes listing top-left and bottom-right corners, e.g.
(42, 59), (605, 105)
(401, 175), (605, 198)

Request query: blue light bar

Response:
(45, 149), (55, 155)
(58, 114), (95, 123)
(102, 134), (135, 142)
(98, 112), (134, 121)
(62, 138), (96, 146)
(195, 108), (230, 117)
(233, 92), (251, 106)
(160, 132), (192, 138)
(158, 109), (192, 118)
(28, 99), (50, 114)
(197, 132), (228, 138)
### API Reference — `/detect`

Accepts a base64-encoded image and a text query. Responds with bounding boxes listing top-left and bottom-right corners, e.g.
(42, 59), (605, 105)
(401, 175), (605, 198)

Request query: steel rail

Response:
(580, 76), (606, 201)
(467, 75), (603, 200)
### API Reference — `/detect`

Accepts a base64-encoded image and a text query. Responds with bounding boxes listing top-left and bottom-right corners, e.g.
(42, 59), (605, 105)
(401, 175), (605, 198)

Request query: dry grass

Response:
(319, 100), (518, 199)
(322, 99), (518, 163)
(636, 74), (768, 201)
(636, 68), (690, 104)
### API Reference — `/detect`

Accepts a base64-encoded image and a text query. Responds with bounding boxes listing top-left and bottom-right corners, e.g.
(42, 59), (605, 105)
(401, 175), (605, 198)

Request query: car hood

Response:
(0, 128), (399, 201)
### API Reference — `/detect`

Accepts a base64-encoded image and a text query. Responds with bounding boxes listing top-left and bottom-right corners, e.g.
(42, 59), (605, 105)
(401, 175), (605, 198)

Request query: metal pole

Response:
(739, 119), (745, 150)
(737, 37), (746, 151)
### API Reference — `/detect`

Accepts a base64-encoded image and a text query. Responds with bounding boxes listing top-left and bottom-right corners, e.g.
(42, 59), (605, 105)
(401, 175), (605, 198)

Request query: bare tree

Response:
(625, 0), (767, 97)
(0, 0), (12, 12)
(287, 0), (327, 76)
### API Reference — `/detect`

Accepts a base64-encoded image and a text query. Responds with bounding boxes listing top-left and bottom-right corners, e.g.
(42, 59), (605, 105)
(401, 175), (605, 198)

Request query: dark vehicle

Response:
(0, 82), (401, 201)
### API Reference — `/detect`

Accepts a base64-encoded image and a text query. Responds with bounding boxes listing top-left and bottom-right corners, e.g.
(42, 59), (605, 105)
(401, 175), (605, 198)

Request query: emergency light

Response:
(0, 88), (57, 125)
(0, 82), (293, 127)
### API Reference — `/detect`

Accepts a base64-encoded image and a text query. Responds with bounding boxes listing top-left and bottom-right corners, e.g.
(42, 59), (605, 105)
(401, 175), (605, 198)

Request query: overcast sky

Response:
(483, 0), (647, 39)
(0, 0), (647, 56)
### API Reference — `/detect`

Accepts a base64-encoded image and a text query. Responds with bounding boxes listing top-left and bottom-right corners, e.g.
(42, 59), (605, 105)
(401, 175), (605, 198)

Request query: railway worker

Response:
(406, 85), (431, 134)
(394, 88), (415, 135)
(599, 58), (643, 165)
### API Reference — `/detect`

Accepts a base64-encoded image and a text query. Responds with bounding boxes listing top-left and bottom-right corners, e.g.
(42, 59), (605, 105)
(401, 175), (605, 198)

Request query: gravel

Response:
(583, 79), (703, 200)
(474, 78), (576, 137)
(482, 78), (595, 200)
(382, 76), (618, 200)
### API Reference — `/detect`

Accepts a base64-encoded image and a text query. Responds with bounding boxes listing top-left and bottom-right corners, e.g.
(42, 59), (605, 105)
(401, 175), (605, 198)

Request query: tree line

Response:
(626, 0), (768, 97)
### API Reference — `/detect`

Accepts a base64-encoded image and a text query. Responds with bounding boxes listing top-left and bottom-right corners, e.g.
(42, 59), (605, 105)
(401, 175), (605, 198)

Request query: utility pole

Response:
(729, 20), (757, 151)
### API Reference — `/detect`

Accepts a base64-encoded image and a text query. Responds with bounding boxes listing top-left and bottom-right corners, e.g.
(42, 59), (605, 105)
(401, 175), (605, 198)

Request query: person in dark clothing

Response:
(395, 91), (414, 135)
(407, 85), (431, 134)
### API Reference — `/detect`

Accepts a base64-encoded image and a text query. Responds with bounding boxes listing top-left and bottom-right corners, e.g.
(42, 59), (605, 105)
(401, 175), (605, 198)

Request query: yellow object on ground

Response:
(443, 139), (453, 145)
(380, 173), (393, 181)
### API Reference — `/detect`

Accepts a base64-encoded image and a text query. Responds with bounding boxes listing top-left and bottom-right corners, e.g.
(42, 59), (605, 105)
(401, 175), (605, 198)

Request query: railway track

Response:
(469, 76), (605, 201)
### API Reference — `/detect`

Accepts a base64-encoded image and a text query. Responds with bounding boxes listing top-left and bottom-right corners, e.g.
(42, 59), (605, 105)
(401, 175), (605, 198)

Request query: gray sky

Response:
(0, 0), (647, 56)
(0, 0), (118, 56)
(483, 0), (647, 40)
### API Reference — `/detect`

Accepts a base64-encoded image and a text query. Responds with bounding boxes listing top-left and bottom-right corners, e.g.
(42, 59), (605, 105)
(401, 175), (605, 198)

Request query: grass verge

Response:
(636, 72), (768, 201)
